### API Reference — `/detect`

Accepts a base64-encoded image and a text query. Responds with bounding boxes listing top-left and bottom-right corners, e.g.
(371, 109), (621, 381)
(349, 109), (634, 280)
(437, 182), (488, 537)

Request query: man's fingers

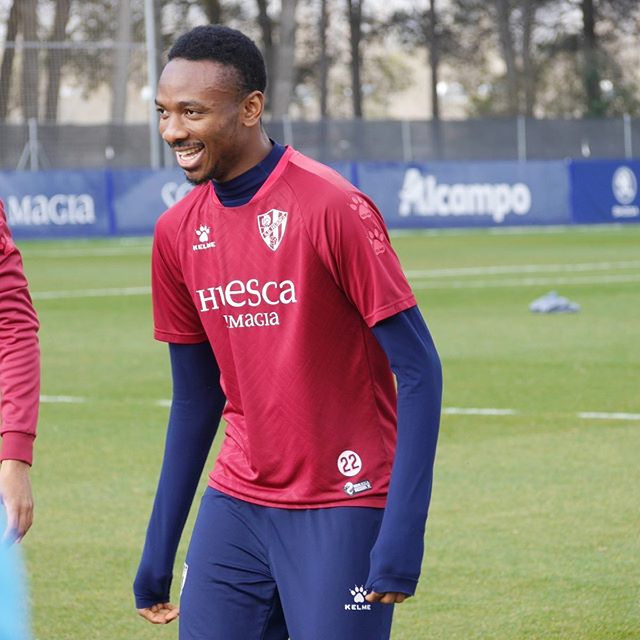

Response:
(2, 502), (33, 543)
(137, 603), (179, 625)
(1, 506), (19, 544)
(138, 608), (168, 624)
(165, 606), (180, 622)
(15, 504), (33, 542)
(365, 591), (410, 605)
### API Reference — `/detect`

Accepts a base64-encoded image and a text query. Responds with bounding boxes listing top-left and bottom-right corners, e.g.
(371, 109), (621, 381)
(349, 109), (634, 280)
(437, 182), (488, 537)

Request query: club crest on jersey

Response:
(257, 209), (288, 251)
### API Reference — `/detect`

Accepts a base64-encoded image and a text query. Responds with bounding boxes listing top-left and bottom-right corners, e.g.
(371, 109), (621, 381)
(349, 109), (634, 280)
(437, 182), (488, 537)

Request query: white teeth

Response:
(177, 148), (201, 159)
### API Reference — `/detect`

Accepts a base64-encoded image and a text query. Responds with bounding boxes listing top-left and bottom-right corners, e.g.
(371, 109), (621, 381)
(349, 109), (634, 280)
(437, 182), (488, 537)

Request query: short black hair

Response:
(168, 25), (267, 96)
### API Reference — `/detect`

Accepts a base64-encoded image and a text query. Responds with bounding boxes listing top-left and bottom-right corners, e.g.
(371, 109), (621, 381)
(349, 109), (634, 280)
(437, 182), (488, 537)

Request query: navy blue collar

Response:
(213, 141), (286, 207)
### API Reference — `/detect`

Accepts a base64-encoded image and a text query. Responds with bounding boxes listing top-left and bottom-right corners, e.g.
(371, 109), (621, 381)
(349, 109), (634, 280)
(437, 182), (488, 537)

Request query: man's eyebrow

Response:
(154, 99), (209, 109)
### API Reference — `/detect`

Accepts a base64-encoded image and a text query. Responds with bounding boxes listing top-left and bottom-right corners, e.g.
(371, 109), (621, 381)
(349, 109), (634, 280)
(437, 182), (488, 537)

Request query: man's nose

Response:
(160, 114), (188, 145)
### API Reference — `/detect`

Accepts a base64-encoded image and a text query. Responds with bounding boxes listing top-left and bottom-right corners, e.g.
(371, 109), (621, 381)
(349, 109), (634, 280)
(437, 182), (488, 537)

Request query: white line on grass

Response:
(32, 286), (151, 300)
(40, 395), (86, 403)
(38, 397), (640, 422)
(23, 245), (151, 258)
(410, 273), (640, 289)
(23, 246), (151, 258)
(443, 407), (517, 416)
(405, 260), (640, 278)
(578, 412), (640, 421)
(31, 270), (640, 301)
(21, 238), (152, 259)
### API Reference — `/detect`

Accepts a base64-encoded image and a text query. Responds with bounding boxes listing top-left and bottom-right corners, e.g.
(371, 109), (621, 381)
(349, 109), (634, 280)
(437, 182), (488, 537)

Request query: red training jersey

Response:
(152, 147), (416, 508)
(0, 200), (40, 465)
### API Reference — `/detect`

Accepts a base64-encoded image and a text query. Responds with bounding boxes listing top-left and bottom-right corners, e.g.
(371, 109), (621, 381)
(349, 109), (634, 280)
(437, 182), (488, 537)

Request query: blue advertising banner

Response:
(5, 158), (637, 238)
(356, 160), (572, 228)
(570, 160), (640, 224)
(110, 163), (355, 235)
(111, 168), (193, 234)
(0, 169), (110, 238)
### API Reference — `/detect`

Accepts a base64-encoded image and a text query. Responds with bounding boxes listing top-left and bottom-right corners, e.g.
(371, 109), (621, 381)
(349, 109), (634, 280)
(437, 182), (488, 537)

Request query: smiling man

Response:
(134, 25), (442, 640)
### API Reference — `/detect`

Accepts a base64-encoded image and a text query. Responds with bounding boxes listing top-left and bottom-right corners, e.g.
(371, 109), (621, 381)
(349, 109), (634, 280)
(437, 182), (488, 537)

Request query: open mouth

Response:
(174, 145), (205, 170)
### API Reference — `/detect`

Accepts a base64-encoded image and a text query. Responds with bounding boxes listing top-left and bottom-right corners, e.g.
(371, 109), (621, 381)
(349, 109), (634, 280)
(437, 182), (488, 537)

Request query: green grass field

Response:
(14, 224), (640, 639)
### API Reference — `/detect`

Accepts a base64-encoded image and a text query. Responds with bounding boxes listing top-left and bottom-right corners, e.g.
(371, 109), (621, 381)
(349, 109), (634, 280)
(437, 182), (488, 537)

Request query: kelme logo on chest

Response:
(192, 224), (216, 251)
(257, 209), (288, 251)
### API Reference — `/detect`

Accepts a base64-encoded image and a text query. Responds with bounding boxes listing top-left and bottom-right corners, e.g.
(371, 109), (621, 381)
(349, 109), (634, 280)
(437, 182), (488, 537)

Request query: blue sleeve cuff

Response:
(367, 576), (418, 597)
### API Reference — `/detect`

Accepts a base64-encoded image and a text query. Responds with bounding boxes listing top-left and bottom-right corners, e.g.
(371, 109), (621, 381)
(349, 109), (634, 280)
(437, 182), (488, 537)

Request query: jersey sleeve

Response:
(152, 217), (207, 344)
(303, 188), (416, 327)
(0, 201), (40, 465)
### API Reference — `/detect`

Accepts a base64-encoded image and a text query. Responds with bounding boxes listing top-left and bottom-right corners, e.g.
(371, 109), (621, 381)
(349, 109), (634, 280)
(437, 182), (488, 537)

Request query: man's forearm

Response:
(0, 223), (40, 465)
(134, 342), (226, 608)
(367, 306), (442, 595)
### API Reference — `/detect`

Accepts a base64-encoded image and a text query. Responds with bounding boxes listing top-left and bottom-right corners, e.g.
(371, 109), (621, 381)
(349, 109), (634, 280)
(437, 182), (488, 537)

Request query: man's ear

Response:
(242, 91), (265, 128)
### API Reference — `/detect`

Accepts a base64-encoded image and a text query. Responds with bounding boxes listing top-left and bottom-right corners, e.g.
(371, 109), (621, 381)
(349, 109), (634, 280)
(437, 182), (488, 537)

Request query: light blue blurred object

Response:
(529, 291), (580, 313)
(0, 506), (31, 640)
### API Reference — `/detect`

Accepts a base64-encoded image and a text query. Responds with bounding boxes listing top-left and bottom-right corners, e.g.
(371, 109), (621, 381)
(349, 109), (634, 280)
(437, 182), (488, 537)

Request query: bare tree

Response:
(270, 0), (298, 119)
(346, 0), (363, 117)
(112, 0), (131, 123)
(19, 0), (39, 121)
(44, 0), (72, 122)
(0, 0), (20, 121)
(494, 0), (519, 114)
(256, 0), (275, 97)
(428, 0), (440, 122)
(521, 0), (537, 116)
(319, 0), (330, 118)
(582, 0), (603, 116)
(201, 0), (223, 23)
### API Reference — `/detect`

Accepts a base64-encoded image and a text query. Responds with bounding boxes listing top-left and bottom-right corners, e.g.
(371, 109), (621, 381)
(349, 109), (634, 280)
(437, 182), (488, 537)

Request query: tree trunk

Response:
(153, 0), (163, 86)
(521, 0), (536, 117)
(428, 0), (443, 158)
(346, 0), (363, 118)
(18, 0), (39, 121)
(201, 0), (222, 23)
(45, 0), (72, 122)
(112, 0), (131, 124)
(494, 0), (519, 115)
(319, 0), (329, 118)
(256, 0), (275, 101)
(582, 0), (603, 116)
(270, 0), (298, 119)
(428, 0), (440, 121)
(0, 0), (20, 122)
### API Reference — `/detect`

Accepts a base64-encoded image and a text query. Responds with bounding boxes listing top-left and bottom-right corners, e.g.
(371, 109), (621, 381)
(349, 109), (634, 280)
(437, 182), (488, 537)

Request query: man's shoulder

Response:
(284, 150), (356, 204)
(155, 182), (211, 239)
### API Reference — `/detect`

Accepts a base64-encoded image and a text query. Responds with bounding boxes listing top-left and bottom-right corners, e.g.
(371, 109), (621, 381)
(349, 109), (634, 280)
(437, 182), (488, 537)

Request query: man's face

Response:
(156, 58), (248, 184)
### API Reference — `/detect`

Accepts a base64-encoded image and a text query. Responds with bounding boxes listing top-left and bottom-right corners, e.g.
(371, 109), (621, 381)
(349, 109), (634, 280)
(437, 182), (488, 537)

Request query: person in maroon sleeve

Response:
(0, 199), (39, 543)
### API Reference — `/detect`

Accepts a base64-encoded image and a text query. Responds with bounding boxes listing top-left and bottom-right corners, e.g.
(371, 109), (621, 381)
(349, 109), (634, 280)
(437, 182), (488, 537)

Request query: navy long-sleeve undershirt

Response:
(133, 342), (226, 608)
(368, 306), (442, 595)
(134, 306), (442, 607)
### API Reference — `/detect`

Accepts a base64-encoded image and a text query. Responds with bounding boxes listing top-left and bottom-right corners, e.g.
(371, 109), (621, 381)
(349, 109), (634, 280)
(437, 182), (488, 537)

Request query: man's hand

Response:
(0, 459), (33, 543)
(137, 603), (179, 624)
(365, 591), (409, 605)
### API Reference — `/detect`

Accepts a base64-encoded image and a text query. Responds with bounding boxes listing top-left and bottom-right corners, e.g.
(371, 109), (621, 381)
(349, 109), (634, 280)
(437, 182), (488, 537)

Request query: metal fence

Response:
(2, 1), (639, 171)
(1, 115), (639, 171)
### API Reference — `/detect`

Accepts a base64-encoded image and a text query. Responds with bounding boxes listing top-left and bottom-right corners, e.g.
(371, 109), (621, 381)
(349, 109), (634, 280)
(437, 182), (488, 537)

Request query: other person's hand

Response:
(0, 459), (33, 543)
